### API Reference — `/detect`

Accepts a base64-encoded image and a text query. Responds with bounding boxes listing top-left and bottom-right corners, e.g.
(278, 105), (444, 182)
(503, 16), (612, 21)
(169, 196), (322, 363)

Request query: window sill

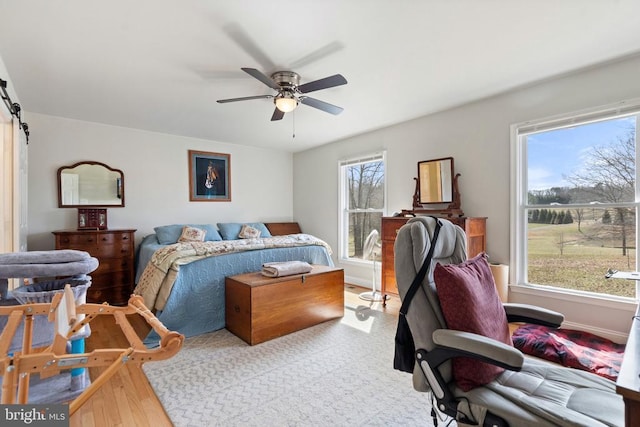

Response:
(510, 283), (638, 312)
(337, 257), (376, 267)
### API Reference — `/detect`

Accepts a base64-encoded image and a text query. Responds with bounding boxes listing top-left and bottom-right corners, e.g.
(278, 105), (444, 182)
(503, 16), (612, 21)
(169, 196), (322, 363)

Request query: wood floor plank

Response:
(69, 313), (171, 426)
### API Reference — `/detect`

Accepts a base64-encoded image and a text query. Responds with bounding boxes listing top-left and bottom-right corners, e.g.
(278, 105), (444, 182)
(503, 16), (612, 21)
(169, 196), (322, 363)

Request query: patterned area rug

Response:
(143, 303), (439, 427)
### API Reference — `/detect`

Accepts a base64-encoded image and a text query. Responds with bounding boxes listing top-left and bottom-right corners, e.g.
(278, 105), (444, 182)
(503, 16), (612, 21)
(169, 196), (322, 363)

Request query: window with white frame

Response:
(513, 101), (639, 299)
(339, 152), (386, 262)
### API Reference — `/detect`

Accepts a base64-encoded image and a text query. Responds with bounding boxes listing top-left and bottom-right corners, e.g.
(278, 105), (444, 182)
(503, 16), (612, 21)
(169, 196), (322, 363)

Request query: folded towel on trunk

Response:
(261, 261), (312, 278)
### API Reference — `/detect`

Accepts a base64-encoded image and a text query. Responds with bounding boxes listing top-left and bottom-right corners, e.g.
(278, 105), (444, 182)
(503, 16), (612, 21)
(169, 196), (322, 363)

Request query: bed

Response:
(133, 222), (334, 345)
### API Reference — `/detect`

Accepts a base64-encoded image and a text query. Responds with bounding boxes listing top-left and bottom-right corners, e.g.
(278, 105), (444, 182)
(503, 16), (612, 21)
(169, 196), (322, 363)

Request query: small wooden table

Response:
(225, 265), (344, 345)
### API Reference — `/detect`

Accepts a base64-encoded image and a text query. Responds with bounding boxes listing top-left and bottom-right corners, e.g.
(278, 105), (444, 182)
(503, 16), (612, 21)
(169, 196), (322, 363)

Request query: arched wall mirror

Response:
(57, 161), (125, 208)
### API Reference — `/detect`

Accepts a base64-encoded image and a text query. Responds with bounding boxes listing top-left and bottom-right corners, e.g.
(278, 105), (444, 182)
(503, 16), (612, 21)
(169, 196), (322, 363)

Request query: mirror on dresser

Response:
(386, 157), (486, 305)
(418, 157), (454, 204)
(407, 156), (462, 217)
(57, 161), (124, 208)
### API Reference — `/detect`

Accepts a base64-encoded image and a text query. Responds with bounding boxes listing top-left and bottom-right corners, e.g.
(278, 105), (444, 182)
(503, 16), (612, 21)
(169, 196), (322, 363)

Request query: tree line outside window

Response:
(339, 153), (385, 262)
(520, 111), (638, 299)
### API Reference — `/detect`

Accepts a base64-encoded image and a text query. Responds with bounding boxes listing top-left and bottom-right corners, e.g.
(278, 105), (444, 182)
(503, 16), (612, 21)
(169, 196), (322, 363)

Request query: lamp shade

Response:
(274, 93), (298, 113)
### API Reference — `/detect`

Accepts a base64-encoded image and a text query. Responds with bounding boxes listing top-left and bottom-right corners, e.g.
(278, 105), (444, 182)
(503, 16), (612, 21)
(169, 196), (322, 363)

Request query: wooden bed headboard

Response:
(264, 222), (302, 236)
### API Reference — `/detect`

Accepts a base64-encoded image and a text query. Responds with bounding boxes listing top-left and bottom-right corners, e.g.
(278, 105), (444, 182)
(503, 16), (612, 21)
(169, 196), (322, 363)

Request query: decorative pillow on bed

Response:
(217, 222), (271, 240)
(178, 226), (206, 242)
(154, 224), (222, 244)
(238, 224), (261, 239)
(433, 253), (511, 392)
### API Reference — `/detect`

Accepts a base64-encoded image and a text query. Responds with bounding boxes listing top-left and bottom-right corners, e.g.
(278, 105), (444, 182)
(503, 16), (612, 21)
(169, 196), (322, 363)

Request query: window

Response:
(339, 152), (386, 262)
(514, 101), (640, 299)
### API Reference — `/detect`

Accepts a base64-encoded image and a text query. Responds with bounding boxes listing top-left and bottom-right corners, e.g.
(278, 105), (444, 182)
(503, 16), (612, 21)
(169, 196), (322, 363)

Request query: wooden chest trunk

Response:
(225, 265), (344, 345)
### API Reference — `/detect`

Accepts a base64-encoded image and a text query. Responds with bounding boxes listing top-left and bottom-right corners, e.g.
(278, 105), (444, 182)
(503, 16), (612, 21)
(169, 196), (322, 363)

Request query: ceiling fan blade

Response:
(289, 41), (344, 69)
(271, 108), (285, 121)
(298, 74), (347, 94)
(222, 23), (276, 71)
(217, 95), (273, 103)
(241, 68), (280, 90)
(300, 97), (344, 115)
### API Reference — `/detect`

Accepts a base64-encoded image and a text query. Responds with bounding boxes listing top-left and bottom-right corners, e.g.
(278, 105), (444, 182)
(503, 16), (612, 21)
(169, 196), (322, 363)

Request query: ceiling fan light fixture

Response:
(274, 92), (298, 113)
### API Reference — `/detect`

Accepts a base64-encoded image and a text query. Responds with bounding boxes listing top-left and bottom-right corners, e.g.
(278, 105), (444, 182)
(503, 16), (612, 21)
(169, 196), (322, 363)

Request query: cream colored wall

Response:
(293, 53), (640, 339)
(26, 113), (295, 250)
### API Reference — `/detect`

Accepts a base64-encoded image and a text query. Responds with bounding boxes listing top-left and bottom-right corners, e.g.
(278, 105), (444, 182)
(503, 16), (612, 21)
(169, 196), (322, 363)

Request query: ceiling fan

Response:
(217, 68), (347, 121)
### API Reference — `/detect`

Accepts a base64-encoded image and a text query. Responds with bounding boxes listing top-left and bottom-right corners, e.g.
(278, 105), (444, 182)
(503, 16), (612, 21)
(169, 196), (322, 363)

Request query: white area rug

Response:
(143, 303), (442, 427)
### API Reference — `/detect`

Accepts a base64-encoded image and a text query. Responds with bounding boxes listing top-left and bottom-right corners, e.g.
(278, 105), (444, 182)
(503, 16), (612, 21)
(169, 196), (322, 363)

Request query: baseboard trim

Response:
(344, 275), (375, 290)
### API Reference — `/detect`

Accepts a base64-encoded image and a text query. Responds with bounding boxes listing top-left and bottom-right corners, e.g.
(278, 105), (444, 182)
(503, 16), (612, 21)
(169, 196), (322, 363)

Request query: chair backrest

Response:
(394, 216), (467, 391)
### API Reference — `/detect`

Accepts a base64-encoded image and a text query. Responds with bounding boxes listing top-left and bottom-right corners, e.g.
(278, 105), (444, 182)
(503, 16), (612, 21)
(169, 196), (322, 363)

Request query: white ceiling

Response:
(1, 1), (640, 153)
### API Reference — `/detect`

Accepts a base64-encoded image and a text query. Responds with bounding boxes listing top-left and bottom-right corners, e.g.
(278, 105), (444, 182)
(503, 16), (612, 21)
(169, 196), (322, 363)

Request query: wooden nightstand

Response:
(53, 229), (136, 305)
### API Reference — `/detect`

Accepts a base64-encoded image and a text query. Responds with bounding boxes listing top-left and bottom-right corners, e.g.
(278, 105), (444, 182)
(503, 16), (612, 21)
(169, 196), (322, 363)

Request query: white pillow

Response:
(238, 224), (261, 239)
(178, 226), (206, 242)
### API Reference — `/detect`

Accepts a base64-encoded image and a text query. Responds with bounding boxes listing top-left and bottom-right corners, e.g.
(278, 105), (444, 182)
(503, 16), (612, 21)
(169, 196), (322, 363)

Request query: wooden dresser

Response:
(381, 216), (486, 299)
(53, 229), (136, 305)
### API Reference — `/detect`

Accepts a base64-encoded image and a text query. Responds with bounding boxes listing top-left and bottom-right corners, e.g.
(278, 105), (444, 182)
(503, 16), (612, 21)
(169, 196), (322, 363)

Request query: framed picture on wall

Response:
(188, 150), (231, 202)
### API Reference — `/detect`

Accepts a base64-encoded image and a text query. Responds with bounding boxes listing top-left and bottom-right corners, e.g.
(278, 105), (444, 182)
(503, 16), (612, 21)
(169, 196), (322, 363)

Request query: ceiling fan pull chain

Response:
(292, 110), (296, 139)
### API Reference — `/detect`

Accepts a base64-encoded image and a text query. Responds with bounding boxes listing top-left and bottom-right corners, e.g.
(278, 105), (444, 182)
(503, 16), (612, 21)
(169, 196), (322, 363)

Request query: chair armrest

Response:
(503, 303), (564, 327)
(432, 329), (523, 371)
(417, 330), (523, 418)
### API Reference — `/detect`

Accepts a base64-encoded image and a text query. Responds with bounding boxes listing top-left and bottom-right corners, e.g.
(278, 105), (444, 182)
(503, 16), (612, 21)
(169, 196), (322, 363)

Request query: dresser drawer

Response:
(94, 258), (133, 275)
(56, 233), (98, 248)
(92, 243), (132, 258)
(381, 217), (409, 241)
(96, 232), (133, 245)
(91, 270), (133, 288)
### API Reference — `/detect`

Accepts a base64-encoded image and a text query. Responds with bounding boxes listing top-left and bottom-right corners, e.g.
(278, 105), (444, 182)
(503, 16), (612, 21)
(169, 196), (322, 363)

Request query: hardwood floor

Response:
(70, 314), (171, 427)
(70, 285), (399, 426)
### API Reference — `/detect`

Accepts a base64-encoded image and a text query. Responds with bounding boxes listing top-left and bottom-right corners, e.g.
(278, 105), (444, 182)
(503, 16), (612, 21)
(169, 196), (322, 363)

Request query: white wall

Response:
(26, 113), (294, 250)
(294, 53), (640, 340)
(0, 56), (20, 102)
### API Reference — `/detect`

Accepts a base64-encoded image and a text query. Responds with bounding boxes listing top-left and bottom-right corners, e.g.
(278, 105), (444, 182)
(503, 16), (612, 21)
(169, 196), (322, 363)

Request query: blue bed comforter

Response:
(135, 234), (334, 346)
